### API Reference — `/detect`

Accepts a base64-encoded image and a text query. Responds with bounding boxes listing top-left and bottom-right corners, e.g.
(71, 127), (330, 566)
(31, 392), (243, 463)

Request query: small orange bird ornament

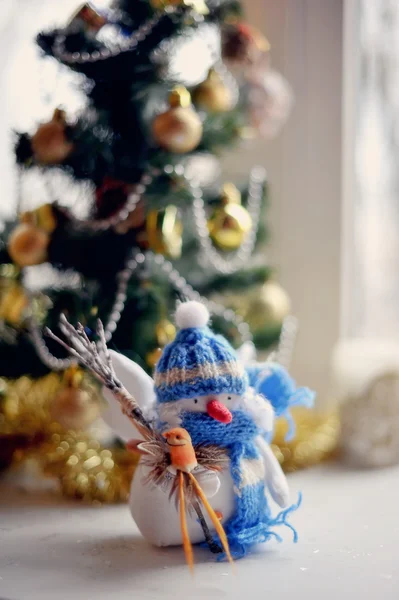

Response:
(163, 427), (198, 473)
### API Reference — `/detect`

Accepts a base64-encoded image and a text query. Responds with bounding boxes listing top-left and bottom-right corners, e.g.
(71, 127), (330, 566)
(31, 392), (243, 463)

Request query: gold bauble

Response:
(146, 347), (163, 368)
(0, 283), (29, 325)
(156, 318), (176, 346)
(193, 69), (233, 113)
(207, 183), (252, 251)
(51, 387), (100, 431)
(8, 222), (49, 267)
(150, 0), (209, 15)
(152, 87), (203, 154)
(21, 203), (57, 234)
(31, 109), (74, 165)
(146, 318), (176, 368)
(244, 281), (291, 330)
(146, 205), (183, 258)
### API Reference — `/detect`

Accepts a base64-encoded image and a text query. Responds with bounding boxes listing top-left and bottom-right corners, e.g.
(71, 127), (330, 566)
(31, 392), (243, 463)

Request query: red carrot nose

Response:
(207, 399), (232, 424)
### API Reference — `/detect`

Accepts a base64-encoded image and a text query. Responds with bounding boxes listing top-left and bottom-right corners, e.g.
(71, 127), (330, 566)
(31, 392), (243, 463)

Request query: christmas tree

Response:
(0, 1), (321, 501)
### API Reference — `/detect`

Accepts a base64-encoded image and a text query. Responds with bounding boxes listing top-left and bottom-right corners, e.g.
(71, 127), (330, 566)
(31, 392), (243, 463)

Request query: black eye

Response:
(227, 396), (232, 400)
(176, 435), (182, 440)
(194, 398), (198, 404)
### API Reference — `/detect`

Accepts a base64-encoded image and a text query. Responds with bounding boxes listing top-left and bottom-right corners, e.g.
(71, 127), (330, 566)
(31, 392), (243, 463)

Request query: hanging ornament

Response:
(7, 204), (57, 268)
(146, 205), (183, 258)
(146, 347), (163, 368)
(0, 282), (29, 325)
(243, 280), (291, 331)
(155, 318), (176, 346)
(146, 318), (176, 368)
(95, 177), (130, 220)
(8, 223), (49, 267)
(246, 67), (293, 140)
(150, 0), (209, 15)
(152, 87), (203, 154)
(66, 3), (107, 35)
(20, 203), (57, 234)
(31, 108), (74, 165)
(207, 183), (252, 251)
(193, 69), (233, 113)
(50, 366), (101, 431)
(222, 21), (270, 67)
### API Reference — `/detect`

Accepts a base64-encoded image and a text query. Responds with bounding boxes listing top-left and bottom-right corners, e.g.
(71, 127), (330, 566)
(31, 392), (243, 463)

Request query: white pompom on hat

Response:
(175, 300), (210, 330)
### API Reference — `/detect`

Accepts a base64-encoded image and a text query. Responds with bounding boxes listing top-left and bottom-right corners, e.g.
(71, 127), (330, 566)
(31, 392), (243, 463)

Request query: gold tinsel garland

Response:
(0, 374), (137, 503)
(0, 375), (339, 503)
(271, 408), (340, 472)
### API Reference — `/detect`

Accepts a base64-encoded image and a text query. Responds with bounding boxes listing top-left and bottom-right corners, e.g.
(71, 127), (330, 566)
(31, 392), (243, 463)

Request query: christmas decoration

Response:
(21, 203), (57, 234)
(7, 223), (50, 267)
(152, 87), (203, 153)
(47, 301), (305, 559)
(42, 429), (137, 503)
(7, 203), (57, 268)
(128, 426), (233, 570)
(222, 21), (270, 67)
(146, 206), (183, 258)
(247, 67), (293, 139)
(66, 3), (107, 35)
(145, 317), (176, 367)
(207, 182), (252, 251)
(146, 347), (163, 368)
(155, 317), (176, 346)
(0, 372), (137, 503)
(50, 366), (101, 431)
(193, 69), (233, 113)
(244, 280), (291, 331)
(31, 108), (74, 165)
(0, 282), (29, 325)
(95, 177), (131, 221)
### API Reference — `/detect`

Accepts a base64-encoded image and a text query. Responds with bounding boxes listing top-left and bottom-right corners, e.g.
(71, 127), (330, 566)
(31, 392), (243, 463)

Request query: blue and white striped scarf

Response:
(181, 410), (300, 557)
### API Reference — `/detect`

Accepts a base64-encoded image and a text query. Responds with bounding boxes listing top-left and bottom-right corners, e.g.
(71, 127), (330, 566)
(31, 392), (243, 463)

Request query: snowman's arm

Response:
(256, 435), (290, 508)
(102, 350), (157, 442)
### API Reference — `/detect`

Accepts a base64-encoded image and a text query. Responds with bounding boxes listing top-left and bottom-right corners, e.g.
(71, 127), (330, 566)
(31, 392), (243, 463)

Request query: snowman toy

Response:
(103, 301), (300, 557)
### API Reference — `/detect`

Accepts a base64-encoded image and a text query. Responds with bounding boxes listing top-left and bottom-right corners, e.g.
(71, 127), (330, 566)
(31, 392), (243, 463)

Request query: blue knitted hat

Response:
(154, 301), (248, 403)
